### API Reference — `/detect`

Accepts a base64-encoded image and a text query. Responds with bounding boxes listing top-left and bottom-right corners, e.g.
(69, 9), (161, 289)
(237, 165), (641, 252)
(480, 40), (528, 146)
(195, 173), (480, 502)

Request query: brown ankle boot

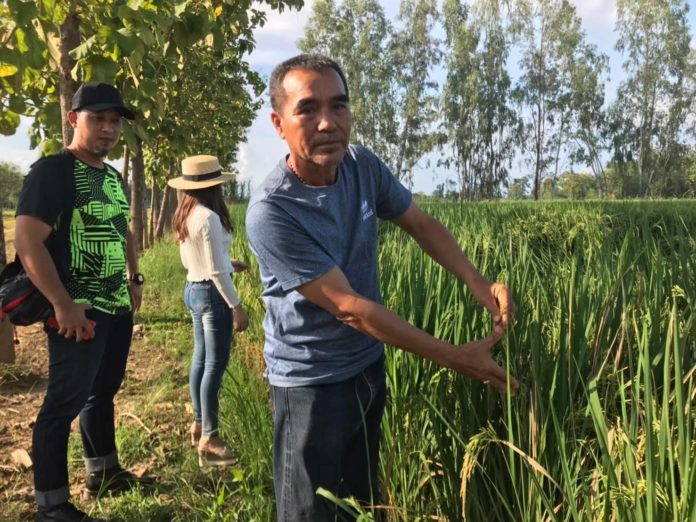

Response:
(198, 435), (236, 467)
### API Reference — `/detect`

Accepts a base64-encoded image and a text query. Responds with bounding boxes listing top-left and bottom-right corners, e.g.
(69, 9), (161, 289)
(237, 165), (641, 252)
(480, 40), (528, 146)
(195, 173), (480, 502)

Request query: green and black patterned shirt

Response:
(16, 152), (132, 315)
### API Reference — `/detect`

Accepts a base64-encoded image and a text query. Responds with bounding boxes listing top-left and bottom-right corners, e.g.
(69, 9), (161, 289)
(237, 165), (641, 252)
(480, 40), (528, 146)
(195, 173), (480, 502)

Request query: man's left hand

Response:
(129, 281), (143, 312)
(473, 281), (516, 327)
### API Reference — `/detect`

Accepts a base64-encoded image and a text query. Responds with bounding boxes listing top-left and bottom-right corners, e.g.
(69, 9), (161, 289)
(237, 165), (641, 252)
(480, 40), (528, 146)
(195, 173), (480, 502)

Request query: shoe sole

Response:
(198, 455), (237, 467)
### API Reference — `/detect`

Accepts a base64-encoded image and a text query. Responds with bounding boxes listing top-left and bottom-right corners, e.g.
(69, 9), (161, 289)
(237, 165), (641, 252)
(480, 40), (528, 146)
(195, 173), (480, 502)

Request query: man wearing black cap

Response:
(15, 82), (144, 522)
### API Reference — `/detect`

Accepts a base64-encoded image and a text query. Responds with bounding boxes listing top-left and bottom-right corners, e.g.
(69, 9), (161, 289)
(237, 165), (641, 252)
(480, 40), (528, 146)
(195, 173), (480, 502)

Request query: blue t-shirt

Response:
(246, 145), (412, 387)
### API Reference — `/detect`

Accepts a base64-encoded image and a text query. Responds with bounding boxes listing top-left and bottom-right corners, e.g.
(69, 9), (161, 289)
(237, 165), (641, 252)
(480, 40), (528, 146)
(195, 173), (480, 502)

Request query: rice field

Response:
(225, 200), (696, 521)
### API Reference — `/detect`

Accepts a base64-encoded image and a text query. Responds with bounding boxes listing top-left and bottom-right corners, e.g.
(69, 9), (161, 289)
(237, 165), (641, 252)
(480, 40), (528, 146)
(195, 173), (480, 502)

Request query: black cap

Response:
(71, 82), (135, 120)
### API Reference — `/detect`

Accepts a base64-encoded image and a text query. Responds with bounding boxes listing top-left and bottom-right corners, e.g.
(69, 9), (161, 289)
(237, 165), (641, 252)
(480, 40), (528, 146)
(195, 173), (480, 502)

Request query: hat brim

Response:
(76, 103), (136, 120)
(167, 172), (235, 190)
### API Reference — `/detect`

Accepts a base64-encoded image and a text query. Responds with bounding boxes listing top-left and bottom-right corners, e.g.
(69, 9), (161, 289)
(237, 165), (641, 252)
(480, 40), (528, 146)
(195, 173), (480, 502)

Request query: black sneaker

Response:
(84, 466), (140, 499)
(35, 501), (105, 522)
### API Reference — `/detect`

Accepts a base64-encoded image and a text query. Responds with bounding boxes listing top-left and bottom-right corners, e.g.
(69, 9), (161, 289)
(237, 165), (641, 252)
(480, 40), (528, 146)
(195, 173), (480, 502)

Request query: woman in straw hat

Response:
(169, 155), (249, 467)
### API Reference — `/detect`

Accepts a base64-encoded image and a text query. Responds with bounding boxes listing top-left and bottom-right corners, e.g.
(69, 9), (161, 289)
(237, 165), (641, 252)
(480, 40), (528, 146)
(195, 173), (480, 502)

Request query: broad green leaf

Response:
(0, 110), (20, 136)
(24, 25), (45, 69)
(116, 28), (139, 54)
(15, 27), (29, 53)
(121, 119), (137, 150)
(97, 25), (114, 45)
(83, 55), (118, 82)
(174, 0), (189, 17)
(40, 138), (62, 156)
(69, 34), (97, 60)
(35, 101), (60, 133)
(140, 78), (157, 97)
(0, 63), (19, 77)
(117, 4), (133, 20)
(39, 0), (56, 18)
(8, 0), (38, 26)
(134, 25), (155, 47)
(8, 96), (26, 113)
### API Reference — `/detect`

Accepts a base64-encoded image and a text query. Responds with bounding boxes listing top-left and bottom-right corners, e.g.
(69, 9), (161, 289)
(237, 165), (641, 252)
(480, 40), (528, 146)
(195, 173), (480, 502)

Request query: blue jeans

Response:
(184, 281), (233, 436)
(33, 309), (133, 508)
(271, 356), (386, 522)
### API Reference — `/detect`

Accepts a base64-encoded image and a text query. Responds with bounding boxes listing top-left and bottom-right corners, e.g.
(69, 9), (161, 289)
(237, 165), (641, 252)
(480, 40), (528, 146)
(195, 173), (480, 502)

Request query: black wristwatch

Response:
(129, 272), (145, 286)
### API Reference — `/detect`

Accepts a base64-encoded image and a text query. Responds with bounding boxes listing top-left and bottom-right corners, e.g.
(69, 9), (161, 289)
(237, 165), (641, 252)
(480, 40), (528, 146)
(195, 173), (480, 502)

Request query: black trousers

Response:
(32, 309), (133, 507)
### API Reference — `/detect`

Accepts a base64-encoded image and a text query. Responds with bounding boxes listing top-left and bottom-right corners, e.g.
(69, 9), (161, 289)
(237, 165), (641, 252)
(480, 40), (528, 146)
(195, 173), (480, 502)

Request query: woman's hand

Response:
(232, 305), (249, 332)
(231, 259), (249, 273)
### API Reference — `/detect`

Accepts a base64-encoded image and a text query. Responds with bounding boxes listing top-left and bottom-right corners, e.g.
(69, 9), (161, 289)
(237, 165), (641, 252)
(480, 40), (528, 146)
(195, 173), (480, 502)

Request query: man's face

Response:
(271, 67), (352, 169)
(68, 109), (122, 157)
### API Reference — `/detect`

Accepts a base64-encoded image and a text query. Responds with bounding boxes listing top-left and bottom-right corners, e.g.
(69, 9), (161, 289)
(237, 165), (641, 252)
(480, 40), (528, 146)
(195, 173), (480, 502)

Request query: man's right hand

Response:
(53, 302), (94, 341)
(452, 326), (519, 393)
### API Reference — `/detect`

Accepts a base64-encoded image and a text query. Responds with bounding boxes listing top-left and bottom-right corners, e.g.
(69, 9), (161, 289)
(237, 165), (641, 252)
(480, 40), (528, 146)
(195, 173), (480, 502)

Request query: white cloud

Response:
(248, 1), (314, 71)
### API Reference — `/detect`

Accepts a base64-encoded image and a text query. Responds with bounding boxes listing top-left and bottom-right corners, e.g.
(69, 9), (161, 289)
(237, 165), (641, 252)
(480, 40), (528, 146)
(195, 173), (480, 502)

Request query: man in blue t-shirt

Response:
(246, 54), (519, 521)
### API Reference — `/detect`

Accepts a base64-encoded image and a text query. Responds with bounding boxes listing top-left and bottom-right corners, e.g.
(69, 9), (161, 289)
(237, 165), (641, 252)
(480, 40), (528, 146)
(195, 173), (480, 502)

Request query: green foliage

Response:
(556, 170), (598, 199)
(0, 0), (304, 178)
(299, 0), (400, 172)
(512, 0), (608, 200)
(507, 176), (530, 199)
(610, 0), (695, 197)
(46, 201), (695, 520)
(299, 0), (440, 185)
(438, 0), (518, 199)
(376, 200), (695, 520)
(0, 162), (24, 208)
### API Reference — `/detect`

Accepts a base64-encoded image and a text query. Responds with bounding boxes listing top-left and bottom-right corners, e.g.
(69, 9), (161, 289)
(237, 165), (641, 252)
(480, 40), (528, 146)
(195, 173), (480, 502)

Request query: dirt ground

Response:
(0, 324), (47, 510)
(0, 322), (187, 519)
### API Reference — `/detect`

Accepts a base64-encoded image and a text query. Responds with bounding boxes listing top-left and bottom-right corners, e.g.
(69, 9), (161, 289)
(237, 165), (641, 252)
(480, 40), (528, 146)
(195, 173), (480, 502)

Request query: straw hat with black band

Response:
(168, 155), (235, 190)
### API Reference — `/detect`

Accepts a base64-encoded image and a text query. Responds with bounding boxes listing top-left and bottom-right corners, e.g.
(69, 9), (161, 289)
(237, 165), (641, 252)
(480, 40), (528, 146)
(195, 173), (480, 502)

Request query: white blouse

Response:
(179, 204), (240, 308)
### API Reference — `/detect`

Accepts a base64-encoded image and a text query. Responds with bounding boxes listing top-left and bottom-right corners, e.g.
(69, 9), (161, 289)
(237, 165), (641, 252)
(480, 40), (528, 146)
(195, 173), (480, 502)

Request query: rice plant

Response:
(376, 201), (695, 521)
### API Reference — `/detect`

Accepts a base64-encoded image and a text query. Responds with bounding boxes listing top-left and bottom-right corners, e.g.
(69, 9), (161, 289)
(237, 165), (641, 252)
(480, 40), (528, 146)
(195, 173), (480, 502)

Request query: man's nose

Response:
(317, 109), (336, 132)
(100, 121), (120, 133)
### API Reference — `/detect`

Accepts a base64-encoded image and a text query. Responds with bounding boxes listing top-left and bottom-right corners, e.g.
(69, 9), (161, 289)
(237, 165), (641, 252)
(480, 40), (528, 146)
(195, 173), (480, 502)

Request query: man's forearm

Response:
(126, 230), (138, 275)
(336, 294), (456, 368)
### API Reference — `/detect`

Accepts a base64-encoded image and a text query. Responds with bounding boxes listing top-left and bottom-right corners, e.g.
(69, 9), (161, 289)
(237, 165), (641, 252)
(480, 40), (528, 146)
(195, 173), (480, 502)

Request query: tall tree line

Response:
(300, 0), (696, 200)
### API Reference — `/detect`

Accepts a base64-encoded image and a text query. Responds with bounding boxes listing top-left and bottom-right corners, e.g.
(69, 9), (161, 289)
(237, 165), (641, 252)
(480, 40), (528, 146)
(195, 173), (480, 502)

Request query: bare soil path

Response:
(0, 320), (190, 520)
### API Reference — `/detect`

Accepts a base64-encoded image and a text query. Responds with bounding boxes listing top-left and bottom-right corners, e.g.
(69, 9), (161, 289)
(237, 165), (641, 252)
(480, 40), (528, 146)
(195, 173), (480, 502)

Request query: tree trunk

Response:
(167, 185), (177, 228)
(121, 145), (130, 194)
(155, 184), (173, 240)
(149, 180), (159, 245)
(130, 140), (145, 252)
(59, 2), (79, 147)
(142, 203), (149, 250)
(0, 210), (6, 269)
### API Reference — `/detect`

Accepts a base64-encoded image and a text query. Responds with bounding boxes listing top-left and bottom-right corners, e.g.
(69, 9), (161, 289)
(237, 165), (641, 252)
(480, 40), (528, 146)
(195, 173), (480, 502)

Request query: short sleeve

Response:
(246, 201), (335, 291)
(367, 150), (412, 220)
(15, 157), (66, 229)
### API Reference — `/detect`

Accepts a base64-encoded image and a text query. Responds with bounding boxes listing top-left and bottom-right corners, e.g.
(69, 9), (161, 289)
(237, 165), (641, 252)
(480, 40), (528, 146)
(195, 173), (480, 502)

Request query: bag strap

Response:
(35, 150), (75, 281)
(54, 149), (76, 245)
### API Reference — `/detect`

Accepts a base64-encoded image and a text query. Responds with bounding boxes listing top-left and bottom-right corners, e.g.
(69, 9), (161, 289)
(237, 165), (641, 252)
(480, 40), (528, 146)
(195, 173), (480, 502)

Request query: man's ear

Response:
(67, 111), (79, 129)
(270, 111), (285, 140)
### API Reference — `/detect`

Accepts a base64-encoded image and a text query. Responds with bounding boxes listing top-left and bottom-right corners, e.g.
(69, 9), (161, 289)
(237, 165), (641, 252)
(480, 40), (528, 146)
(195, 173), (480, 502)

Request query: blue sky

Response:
(1, 0), (694, 194)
